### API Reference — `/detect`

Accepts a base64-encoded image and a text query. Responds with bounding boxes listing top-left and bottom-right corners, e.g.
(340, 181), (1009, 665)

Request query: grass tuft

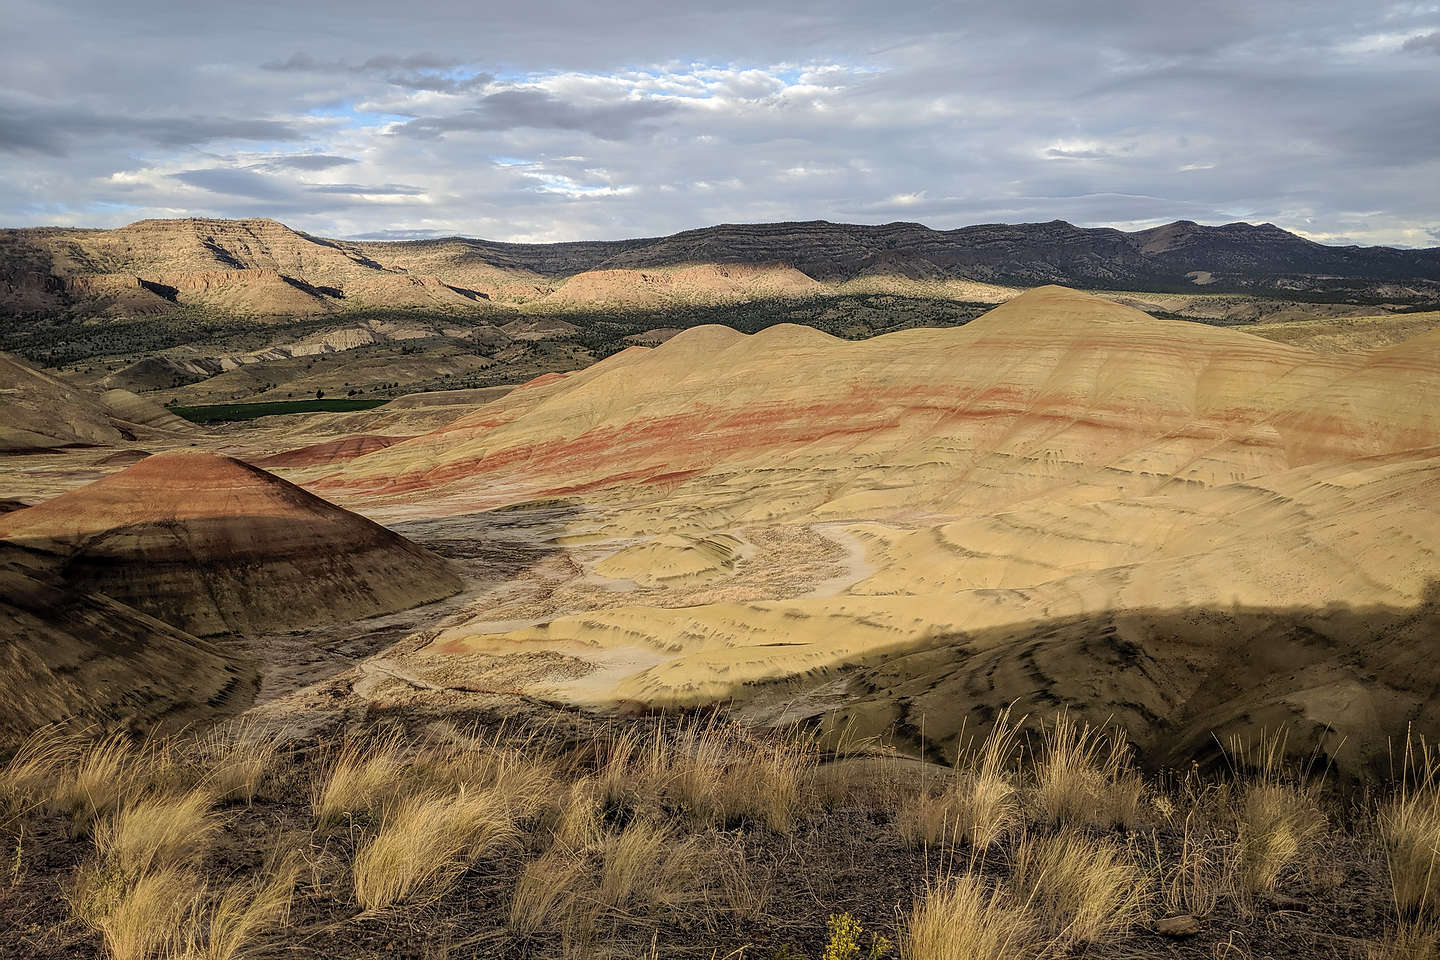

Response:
(352, 787), (518, 910)
(905, 874), (1034, 960)
(1010, 830), (1149, 946)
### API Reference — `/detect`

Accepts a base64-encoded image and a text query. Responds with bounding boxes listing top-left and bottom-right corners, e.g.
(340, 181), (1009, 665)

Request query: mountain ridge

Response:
(5, 216), (1439, 319)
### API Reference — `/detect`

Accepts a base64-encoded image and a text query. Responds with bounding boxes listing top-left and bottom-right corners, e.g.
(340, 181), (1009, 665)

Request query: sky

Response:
(2, 0), (1438, 245)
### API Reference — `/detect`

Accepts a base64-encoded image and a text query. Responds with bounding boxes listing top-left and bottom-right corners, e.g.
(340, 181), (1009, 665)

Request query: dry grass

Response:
(1381, 740), (1440, 921)
(905, 874), (1035, 960)
(94, 789), (219, 879)
(509, 851), (586, 935)
(1010, 830), (1149, 946)
(10, 712), (1410, 960)
(1235, 781), (1323, 895)
(351, 786), (519, 910)
(310, 734), (408, 828)
(551, 779), (605, 852)
(180, 856), (300, 960)
(1031, 713), (1144, 830)
(70, 863), (198, 960)
(0, 728), (76, 819)
(596, 720), (814, 832)
(596, 819), (704, 912)
(53, 733), (143, 833)
(898, 710), (1021, 851)
(195, 722), (284, 805)
(1371, 922), (1440, 960)
(1156, 811), (1234, 918)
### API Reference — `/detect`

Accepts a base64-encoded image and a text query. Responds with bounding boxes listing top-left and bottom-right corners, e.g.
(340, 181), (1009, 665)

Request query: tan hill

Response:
(304, 287), (1440, 772)
(0, 544), (249, 744)
(3, 218), (507, 318)
(0, 351), (195, 451)
(0, 451), (462, 636)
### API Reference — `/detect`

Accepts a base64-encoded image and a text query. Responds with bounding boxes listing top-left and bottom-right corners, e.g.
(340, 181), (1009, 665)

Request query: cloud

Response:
(306, 182), (424, 196)
(1, 1), (1437, 245)
(0, 102), (304, 156)
(259, 154), (359, 171)
(393, 89), (677, 141)
(172, 168), (294, 199)
(1402, 31), (1440, 52)
(261, 52), (492, 92)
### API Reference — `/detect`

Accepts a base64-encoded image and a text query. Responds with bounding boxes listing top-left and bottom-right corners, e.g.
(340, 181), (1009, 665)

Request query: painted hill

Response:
(0, 544), (248, 744)
(0, 351), (196, 451)
(0, 451), (462, 636)
(304, 287), (1440, 772)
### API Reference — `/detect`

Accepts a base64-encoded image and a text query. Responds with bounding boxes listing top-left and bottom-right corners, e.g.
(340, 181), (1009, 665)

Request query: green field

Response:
(169, 398), (390, 424)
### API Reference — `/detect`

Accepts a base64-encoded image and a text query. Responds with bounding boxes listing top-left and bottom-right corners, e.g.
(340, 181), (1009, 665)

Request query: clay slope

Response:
(311, 287), (1440, 770)
(0, 545), (249, 745)
(0, 451), (461, 636)
(0, 352), (195, 452)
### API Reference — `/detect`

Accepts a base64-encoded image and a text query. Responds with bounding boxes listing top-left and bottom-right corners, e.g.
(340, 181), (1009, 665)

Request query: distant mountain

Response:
(2, 217), (1438, 326)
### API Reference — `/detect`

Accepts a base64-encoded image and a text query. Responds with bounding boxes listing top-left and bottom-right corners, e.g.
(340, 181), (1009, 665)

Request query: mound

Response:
(593, 534), (746, 587)
(96, 389), (197, 438)
(255, 434), (415, 469)
(0, 451), (462, 636)
(0, 353), (198, 452)
(0, 352), (125, 451)
(325, 287), (1440, 771)
(0, 545), (248, 745)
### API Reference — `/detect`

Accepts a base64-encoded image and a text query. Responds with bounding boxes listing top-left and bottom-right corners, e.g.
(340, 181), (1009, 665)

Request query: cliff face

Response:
(2, 216), (1438, 324)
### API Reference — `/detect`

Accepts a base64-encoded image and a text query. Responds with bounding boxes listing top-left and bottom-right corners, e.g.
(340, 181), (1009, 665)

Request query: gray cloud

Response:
(259, 154), (359, 170)
(0, 0), (1437, 246)
(0, 102), (304, 156)
(394, 90), (676, 141)
(172, 168), (294, 199)
(1403, 32), (1440, 53)
(306, 182), (423, 195)
(262, 52), (492, 92)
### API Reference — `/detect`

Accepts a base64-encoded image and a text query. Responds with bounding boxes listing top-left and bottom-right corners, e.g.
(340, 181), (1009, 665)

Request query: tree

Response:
(315, 388), (325, 399)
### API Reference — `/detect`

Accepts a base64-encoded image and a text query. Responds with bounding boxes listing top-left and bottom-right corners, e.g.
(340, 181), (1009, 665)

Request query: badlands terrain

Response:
(3, 227), (1440, 959)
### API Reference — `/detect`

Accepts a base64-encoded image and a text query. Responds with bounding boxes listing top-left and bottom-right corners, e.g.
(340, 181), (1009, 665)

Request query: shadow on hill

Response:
(801, 581), (1440, 781)
(0, 499), (581, 748)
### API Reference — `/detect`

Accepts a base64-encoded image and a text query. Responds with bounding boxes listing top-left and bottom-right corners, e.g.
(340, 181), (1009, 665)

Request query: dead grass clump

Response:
(54, 733), (142, 833)
(0, 728), (76, 819)
(1156, 812), (1235, 919)
(195, 722), (284, 805)
(596, 819), (705, 912)
(1380, 739), (1440, 921)
(180, 856), (300, 960)
(70, 863), (197, 960)
(1370, 922), (1440, 960)
(905, 874), (1035, 960)
(1011, 831), (1149, 946)
(1031, 713), (1144, 831)
(508, 851), (586, 935)
(94, 789), (219, 879)
(351, 787), (519, 910)
(426, 738), (557, 823)
(1235, 782), (1324, 895)
(551, 779), (605, 853)
(898, 710), (1021, 850)
(311, 734), (408, 828)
